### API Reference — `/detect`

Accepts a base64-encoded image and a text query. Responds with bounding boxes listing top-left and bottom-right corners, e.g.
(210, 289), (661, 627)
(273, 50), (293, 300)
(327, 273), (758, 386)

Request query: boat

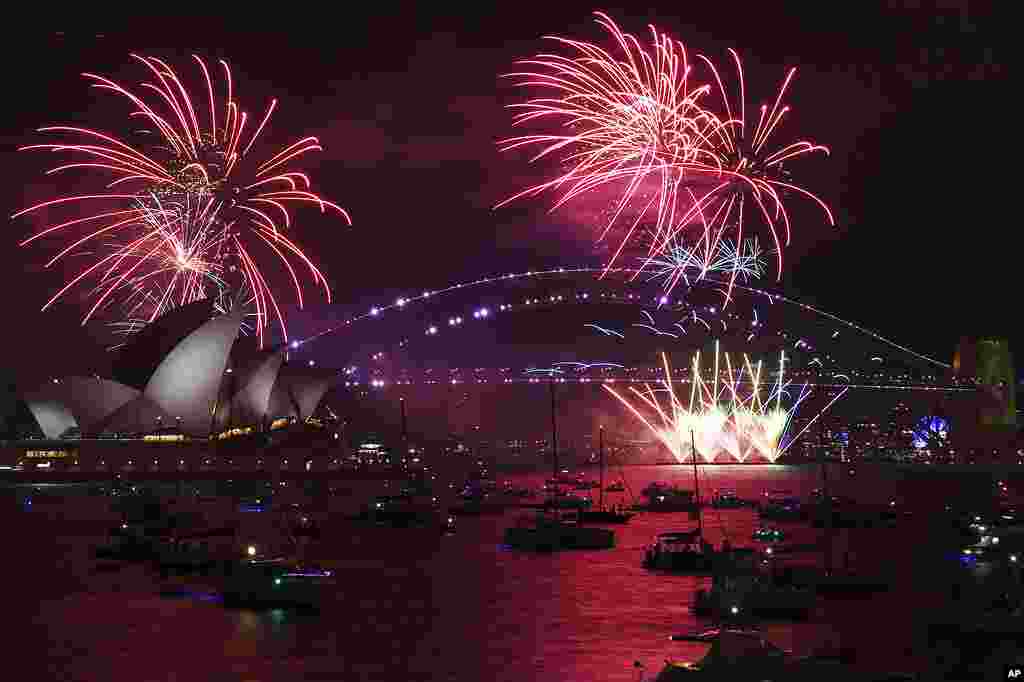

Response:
(503, 511), (615, 552)
(579, 508), (634, 523)
(544, 469), (575, 487)
(94, 521), (164, 561)
(808, 492), (905, 529)
(642, 485), (699, 512)
(505, 384), (615, 552)
(542, 491), (592, 510)
(355, 495), (452, 532)
(757, 490), (802, 521)
(154, 524), (252, 575)
(237, 495), (269, 513)
(751, 527), (786, 543)
(657, 627), (863, 681)
(501, 482), (535, 498)
(450, 495), (509, 516)
(710, 490), (748, 509)
(280, 503), (320, 539)
(644, 435), (714, 571)
(222, 558), (336, 608)
(579, 426), (634, 524)
(643, 530), (714, 571)
(645, 438), (704, 515)
(693, 549), (815, 620)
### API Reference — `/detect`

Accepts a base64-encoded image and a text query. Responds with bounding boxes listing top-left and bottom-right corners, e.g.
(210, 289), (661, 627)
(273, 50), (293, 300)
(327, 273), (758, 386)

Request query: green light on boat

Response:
(274, 578), (282, 585)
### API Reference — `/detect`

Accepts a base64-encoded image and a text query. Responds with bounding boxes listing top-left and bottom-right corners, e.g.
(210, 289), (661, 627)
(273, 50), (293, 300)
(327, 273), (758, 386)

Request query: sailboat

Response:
(642, 431), (716, 571)
(580, 426), (634, 524)
(504, 382), (615, 551)
(655, 626), (863, 681)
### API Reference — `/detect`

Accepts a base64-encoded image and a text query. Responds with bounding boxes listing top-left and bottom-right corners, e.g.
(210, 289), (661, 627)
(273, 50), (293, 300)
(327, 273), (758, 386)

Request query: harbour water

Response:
(1, 463), (1001, 680)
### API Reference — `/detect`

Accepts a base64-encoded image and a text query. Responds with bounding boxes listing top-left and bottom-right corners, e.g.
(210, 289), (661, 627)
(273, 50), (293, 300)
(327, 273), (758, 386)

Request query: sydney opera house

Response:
(1, 300), (340, 471)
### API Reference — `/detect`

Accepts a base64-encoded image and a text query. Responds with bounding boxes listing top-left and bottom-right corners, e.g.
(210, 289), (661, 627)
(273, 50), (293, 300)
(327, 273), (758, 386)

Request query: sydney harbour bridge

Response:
(2, 266), (1014, 478)
(283, 266), (1009, 468)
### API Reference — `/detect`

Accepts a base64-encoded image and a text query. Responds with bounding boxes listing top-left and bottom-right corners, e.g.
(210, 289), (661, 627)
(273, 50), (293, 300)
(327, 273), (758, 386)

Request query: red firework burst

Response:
(498, 13), (833, 302)
(497, 12), (726, 272)
(639, 48), (834, 304)
(13, 54), (349, 346)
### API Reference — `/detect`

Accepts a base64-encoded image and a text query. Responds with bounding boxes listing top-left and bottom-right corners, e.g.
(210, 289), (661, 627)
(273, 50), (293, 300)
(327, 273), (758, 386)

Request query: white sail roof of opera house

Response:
(23, 377), (141, 439)
(19, 303), (336, 438)
(143, 307), (243, 435)
(213, 347), (285, 429)
(90, 393), (172, 436)
(111, 298), (219, 389)
(267, 364), (337, 422)
(22, 384), (81, 439)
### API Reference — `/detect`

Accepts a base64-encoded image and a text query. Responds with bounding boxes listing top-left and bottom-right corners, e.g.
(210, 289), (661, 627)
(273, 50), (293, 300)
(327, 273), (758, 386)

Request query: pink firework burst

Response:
(499, 13), (833, 302)
(13, 54), (349, 346)
(497, 12), (728, 272)
(640, 48), (834, 303)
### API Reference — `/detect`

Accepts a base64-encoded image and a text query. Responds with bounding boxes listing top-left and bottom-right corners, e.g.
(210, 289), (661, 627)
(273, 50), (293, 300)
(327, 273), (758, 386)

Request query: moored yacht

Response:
(641, 484), (699, 512)
(693, 549), (815, 620)
(757, 490), (802, 521)
(656, 627), (862, 681)
(503, 511), (615, 552)
(642, 530), (714, 571)
(710, 490), (748, 508)
(222, 557), (336, 608)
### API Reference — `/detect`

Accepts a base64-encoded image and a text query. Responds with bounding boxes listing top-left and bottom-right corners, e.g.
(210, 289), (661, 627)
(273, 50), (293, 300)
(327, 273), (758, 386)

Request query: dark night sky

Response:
(0, 3), (1011, 386)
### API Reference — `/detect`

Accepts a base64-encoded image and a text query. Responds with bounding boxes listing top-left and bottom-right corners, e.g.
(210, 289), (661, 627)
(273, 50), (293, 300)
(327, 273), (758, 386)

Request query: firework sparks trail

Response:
(13, 54), (349, 346)
(585, 323), (626, 338)
(604, 343), (813, 463)
(641, 46), (835, 304)
(552, 361), (626, 371)
(645, 237), (766, 295)
(632, 323), (679, 339)
(775, 386), (848, 458)
(498, 13), (832, 301)
(496, 13), (729, 270)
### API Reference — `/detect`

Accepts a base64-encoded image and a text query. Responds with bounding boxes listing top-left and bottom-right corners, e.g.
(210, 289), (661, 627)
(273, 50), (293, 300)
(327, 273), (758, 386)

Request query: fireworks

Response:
(13, 54), (348, 346)
(499, 13), (832, 300)
(603, 342), (810, 463)
(654, 46), (833, 301)
(497, 12), (725, 271)
(645, 237), (766, 294)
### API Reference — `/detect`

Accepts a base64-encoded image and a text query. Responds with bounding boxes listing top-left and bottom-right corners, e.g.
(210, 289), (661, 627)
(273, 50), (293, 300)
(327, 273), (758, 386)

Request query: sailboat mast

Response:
(820, 410), (832, 573)
(691, 429), (702, 540)
(599, 426), (605, 510)
(550, 380), (558, 485)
